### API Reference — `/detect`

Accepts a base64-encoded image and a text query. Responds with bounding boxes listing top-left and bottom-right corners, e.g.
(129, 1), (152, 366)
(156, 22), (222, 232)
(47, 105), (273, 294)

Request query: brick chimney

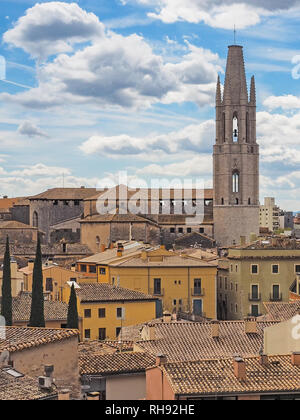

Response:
(163, 311), (172, 323)
(156, 354), (167, 366)
(233, 357), (246, 381)
(291, 352), (300, 367)
(117, 243), (124, 257)
(58, 389), (70, 401)
(259, 353), (269, 366)
(28, 259), (34, 272)
(244, 317), (258, 334)
(100, 244), (106, 253)
(211, 320), (220, 339)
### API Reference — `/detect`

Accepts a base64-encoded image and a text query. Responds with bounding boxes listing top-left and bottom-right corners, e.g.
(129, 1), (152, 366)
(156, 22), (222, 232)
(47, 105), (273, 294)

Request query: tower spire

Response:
(250, 75), (256, 104)
(223, 45), (248, 104)
(216, 75), (222, 105)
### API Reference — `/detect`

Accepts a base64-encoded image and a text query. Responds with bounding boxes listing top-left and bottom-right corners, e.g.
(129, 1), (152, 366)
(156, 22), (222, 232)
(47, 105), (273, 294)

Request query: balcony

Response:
(150, 288), (164, 297)
(248, 293), (261, 302)
(191, 288), (205, 297)
(270, 293), (282, 302)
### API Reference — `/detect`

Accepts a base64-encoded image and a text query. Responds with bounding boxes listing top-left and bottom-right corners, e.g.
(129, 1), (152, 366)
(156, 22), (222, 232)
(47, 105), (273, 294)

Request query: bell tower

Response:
(213, 45), (259, 247)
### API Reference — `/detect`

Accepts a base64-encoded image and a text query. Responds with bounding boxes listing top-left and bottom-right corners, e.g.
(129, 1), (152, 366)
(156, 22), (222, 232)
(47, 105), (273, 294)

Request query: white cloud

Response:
(18, 121), (49, 138)
(123, 0), (300, 29)
(2, 4), (221, 110)
(3, 2), (104, 60)
(79, 120), (215, 160)
(263, 95), (300, 110)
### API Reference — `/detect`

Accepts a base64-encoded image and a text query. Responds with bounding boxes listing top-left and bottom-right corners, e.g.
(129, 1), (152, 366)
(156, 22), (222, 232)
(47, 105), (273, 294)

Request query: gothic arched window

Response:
(233, 172), (239, 193)
(233, 113), (239, 142)
(33, 211), (38, 228)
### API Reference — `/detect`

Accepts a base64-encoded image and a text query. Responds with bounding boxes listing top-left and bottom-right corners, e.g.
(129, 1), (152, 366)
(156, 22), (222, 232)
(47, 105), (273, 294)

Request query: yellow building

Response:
(20, 261), (82, 301)
(97, 247), (217, 318)
(64, 282), (157, 341)
(0, 260), (24, 297)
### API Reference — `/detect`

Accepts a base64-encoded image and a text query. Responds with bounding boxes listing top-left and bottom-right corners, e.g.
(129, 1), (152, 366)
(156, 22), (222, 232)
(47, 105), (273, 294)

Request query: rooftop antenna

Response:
(234, 24), (237, 45)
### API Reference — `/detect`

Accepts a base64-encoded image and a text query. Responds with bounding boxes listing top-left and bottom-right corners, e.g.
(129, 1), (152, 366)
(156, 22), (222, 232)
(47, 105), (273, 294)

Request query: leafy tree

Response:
(1, 236), (12, 326)
(67, 283), (79, 329)
(29, 237), (45, 327)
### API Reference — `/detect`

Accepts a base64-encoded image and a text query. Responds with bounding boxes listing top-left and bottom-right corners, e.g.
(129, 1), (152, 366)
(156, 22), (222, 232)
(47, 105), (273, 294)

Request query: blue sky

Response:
(1, 1), (300, 211)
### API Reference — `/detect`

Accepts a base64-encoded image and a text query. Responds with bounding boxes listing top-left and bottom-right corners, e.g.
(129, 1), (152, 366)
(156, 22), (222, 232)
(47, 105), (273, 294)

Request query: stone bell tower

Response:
(213, 45), (259, 247)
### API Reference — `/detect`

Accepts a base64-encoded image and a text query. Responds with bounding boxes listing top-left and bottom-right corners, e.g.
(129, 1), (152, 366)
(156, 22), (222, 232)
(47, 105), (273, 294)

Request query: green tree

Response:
(29, 237), (45, 327)
(67, 283), (79, 329)
(1, 236), (12, 326)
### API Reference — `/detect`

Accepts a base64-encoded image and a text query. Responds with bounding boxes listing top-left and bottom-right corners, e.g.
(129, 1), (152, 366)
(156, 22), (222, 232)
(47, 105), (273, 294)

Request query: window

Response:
(248, 198), (251, 205)
(117, 307), (124, 319)
(53, 200), (58, 206)
(223, 112), (226, 142)
(80, 264), (87, 273)
(232, 172), (239, 193)
(219, 277), (222, 289)
(194, 279), (202, 295)
(99, 267), (106, 275)
(154, 278), (161, 295)
(89, 265), (97, 274)
(224, 278), (228, 290)
(235, 283), (238, 292)
(233, 114), (238, 142)
(272, 285), (280, 301)
(251, 285), (259, 300)
(98, 308), (106, 318)
(251, 265), (258, 274)
(230, 282), (233, 291)
(221, 198), (224, 205)
(116, 327), (121, 337)
(84, 329), (91, 339)
(173, 299), (177, 306)
(199, 228), (204, 234)
(235, 304), (238, 314)
(84, 309), (91, 318)
(170, 228), (175, 233)
(272, 265), (279, 274)
(295, 265), (300, 274)
(74, 200), (80, 206)
(178, 227), (183, 234)
(178, 281), (181, 285)
(46, 278), (53, 292)
(251, 305), (259, 317)
(63, 200), (69, 206)
(187, 228), (192, 233)
(33, 211), (38, 228)
(99, 328), (106, 341)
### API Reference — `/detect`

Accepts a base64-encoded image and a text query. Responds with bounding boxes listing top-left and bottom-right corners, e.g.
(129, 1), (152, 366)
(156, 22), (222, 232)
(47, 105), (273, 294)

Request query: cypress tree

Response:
(67, 283), (79, 329)
(1, 236), (12, 326)
(29, 236), (45, 327)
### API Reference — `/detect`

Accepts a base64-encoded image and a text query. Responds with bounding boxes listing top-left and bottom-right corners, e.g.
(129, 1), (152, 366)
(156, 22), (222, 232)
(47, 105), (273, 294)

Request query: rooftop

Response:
(0, 369), (57, 400)
(76, 283), (157, 303)
(0, 220), (36, 229)
(80, 352), (155, 376)
(136, 321), (277, 362)
(160, 355), (300, 397)
(0, 293), (68, 323)
(80, 213), (159, 226)
(110, 254), (218, 268)
(0, 327), (79, 353)
(29, 187), (97, 201)
(262, 301), (300, 322)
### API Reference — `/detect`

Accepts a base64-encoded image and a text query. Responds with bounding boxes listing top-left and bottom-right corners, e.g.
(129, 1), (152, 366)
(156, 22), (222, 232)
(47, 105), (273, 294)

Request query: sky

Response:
(0, 1), (300, 211)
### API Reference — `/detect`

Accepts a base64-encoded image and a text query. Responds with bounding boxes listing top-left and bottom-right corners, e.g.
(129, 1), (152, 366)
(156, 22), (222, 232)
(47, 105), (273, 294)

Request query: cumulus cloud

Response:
(79, 120), (215, 160)
(1, 3), (221, 110)
(263, 94), (300, 110)
(3, 2), (104, 59)
(18, 121), (49, 138)
(123, 0), (300, 29)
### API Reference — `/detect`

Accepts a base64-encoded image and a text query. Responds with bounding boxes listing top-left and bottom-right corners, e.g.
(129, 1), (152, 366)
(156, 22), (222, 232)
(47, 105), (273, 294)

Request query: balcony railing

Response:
(248, 293), (261, 302)
(270, 293), (282, 302)
(191, 288), (205, 297)
(150, 288), (165, 297)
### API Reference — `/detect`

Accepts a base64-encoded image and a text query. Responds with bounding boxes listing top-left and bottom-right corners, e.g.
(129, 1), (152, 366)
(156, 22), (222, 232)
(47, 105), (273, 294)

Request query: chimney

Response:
(240, 236), (246, 246)
(291, 352), (300, 367)
(244, 317), (258, 334)
(100, 244), (106, 253)
(117, 243), (124, 257)
(28, 259), (34, 272)
(10, 260), (17, 278)
(163, 311), (172, 323)
(86, 392), (100, 400)
(58, 389), (70, 401)
(71, 263), (76, 272)
(211, 320), (220, 339)
(44, 365), (54, 378)
(156, 354), (167, 366)
(233, 357), (246, 381)
(259, 353), (269, 366)
(141, 324), (156, 341)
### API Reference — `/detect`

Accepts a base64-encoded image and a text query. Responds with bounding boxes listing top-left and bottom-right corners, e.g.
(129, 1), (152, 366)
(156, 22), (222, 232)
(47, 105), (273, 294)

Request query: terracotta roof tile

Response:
(79, 352), (155, 376)
(137, 321), (278, 361)
(0, 327), (79, 353)
(76, 283), (157, 303)
(263, 301), (300, 322)
(161, 355), (300, 396)
(29, 188), (97, 200)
